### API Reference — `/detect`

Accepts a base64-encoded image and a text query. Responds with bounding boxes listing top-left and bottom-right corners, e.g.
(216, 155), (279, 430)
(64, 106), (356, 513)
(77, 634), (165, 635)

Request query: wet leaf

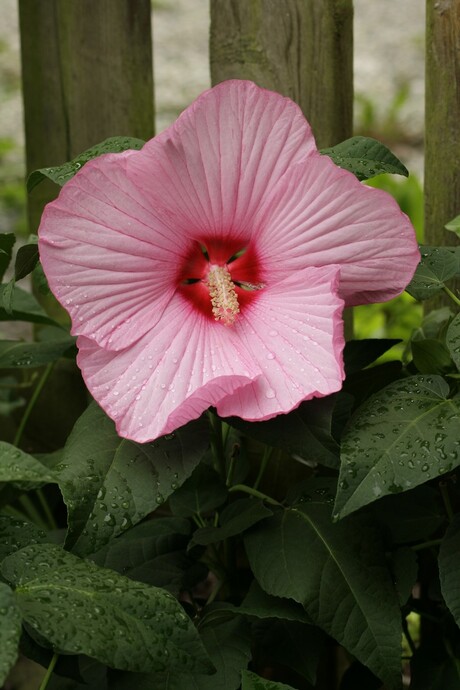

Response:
(321, 136), (408, 181)
(27, 137), (145, 192)
(334, 375), (460, 518)
(411, 338), (454, 375)
(0, 284), (57, 325)
(406, 246), (459, 300)
(2, 544), (212, 675)
(0, 442), (57, 484)
(241, 670), (295, 690)
(58, 402), (209, 556)
(169, 463), (227, 518)
(439, 515), (460, 629)
(244, 503), (402, 689)
(446, 313), (460, 372)
(0, 336), (75, 368)
(0, 582), (22, 687)
(0, 515), (49, 562)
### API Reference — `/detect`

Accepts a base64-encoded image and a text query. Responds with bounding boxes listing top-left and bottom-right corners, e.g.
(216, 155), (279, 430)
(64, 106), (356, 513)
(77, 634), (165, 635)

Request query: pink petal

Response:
(76, 294), (262, 443)
(254, 153), (420, 306)
(216, 266), (345, 421)
(39, 152), (188, 350)
(128, 80), (317, 245)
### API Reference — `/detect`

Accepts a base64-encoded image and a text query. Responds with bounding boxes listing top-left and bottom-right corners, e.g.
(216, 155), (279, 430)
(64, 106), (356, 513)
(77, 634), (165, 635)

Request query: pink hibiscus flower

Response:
(38, 80), (419, 443)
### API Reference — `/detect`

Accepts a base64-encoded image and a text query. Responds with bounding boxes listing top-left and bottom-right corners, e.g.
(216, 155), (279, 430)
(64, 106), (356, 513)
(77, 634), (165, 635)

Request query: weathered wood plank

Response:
(210, 0), (353, 148)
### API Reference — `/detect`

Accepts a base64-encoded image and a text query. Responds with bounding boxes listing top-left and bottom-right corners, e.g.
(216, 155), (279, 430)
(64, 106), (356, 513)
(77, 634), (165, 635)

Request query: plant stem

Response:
(228, 483), (282, 507)
(208, 412), (226, 480)
(253, 446), (273, 490)
(402, 616), (417, 655)
(13, 363), (54, 447)
(443, 284), (460, 308)
(39, 652), (59, 690)
(411, 538), (443, 552)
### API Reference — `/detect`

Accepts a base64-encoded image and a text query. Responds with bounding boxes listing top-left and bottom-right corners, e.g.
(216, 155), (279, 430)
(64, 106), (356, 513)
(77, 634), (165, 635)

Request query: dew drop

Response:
(265, 388), (276, 399)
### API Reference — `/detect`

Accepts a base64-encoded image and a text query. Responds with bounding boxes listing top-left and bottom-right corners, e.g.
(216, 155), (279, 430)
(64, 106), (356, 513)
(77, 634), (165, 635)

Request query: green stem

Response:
(208, 412), (226, 481)
(37, 488), (57, 530)
(39, 652), (59, 690)
(442, 284), (460, 308)
(13, 363), (54, 447)
(228, 483), (282, 507)
(18, 494), (48, 529)
(253, 446), (273, 490)
(402, 616), (417, 655)
(411, 538), (443, 552)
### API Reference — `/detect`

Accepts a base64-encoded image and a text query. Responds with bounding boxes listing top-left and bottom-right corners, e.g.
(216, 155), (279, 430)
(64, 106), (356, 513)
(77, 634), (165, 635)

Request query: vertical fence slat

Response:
(425, 1), (460, 248)
(210, 0), (353, 148)
(19, 0), (154, 233)
(17, 0), (154, 449)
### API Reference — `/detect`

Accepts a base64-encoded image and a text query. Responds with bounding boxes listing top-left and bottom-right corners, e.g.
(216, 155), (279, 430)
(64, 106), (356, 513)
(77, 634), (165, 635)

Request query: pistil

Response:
(206, 265), (240, 326)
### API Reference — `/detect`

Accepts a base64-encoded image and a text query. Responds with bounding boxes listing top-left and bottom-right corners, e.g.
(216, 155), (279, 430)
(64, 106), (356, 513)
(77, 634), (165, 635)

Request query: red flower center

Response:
(176, 239), (264, 325)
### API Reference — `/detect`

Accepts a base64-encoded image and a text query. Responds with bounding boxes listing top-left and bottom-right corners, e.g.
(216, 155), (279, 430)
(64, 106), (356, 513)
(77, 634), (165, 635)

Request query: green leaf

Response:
(372, 486), (444, 544)
(244, 504), (402, 690)
(0, 336), (75, 368)
(0, 284), (58, 325)
(238, 580), (313, 624)
(0, 233), (15, 283)
(1, 279), (14, 314)
(228, 396), (340, 469)
(445, 214), (460, 238)
(411, 338), (454, 375)
(190, 499), (272, 547)
(446, 313), (460, 371)
(439, 515), (460, 628)
(406, 246), (459, 300)
(320, 136), (408, 181)
(0, 515), (49, 562)
(90, 517), (195, 594)
(0, 582), (22, 687)
(27, 136), (145, 192)
(241, 670), (295, 690)
(109, 618), (251, 690)
(339, 662), (383, 690)
(410, 648), (460, 690)
(0, 442), (57, 484)
(2, 543), (213, 675)
(344, 339), (401, 374)
(391, 548), (418, 606)
(14, 241), (39, 281)
(334, 375), (460, 518)
(251, 618), (323, 685)
(58, 402), (209, 555)
(169, 463), (228, 518)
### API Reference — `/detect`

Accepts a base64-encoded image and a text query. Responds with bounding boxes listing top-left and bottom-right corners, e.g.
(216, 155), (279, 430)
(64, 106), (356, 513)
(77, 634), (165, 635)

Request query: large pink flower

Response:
(38, 80), (419, 442)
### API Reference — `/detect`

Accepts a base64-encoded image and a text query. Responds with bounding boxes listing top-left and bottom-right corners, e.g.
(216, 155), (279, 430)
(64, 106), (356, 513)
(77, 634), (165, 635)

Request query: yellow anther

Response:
(206, 265), (240, 326)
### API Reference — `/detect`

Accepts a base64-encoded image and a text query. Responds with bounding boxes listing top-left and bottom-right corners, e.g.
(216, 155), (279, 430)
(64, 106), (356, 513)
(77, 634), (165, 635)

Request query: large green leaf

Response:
(0, 336), (75, 368)
(0, 582), (22, 687)
(14, 239), (39, 281)
(0, 284), (57, 325)
(0, 515), (49, 562)
(2, 543), (212, 675)
(406, 246), (459, 300)
(244, 503), (402, 689)
(446, 313), (460, 371)
(439, 515), (460, 628)
(227, 395), (340, 469)
(0, 442), (57, 484)
(168, 463), (227, 518)
(241, 670), (295, 690)
(58, 402), (209, 555)
(321, 136), (408, 181)
(90, 517), (196, 594)
(27, 137), (145, 192)
(334, 375), (460, 518)
(109, 618), (251, 690)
